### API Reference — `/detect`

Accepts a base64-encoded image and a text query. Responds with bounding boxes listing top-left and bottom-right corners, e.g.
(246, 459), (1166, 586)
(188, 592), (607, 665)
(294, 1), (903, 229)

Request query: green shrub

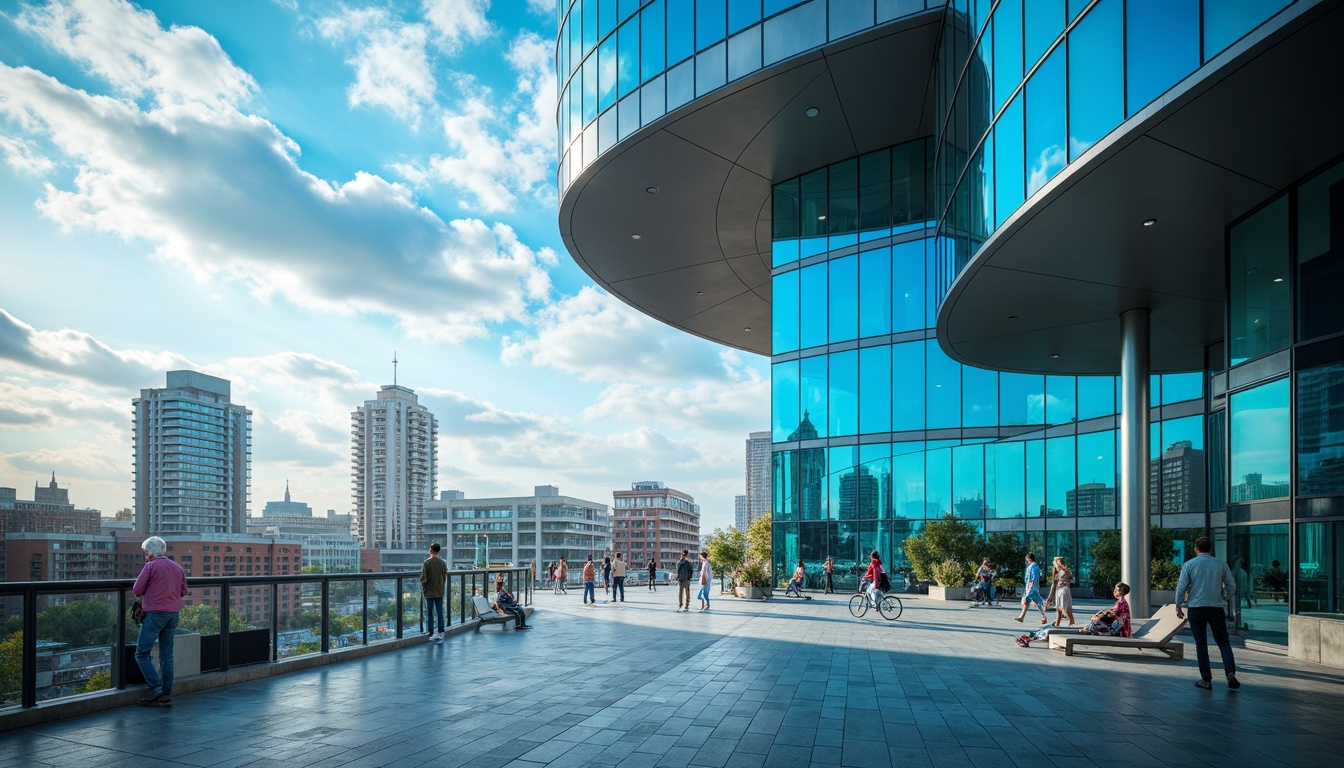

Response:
(904, 514), (982, 582)
(931, 558), (971, 587)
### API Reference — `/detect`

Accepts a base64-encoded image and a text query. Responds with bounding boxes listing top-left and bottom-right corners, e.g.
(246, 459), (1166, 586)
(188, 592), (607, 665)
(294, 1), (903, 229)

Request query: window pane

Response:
(892, 240), (924, 333)
(1026, 439), (1045, 517)
(1297, 162), (1344, 341)
(800, 168), (828, 238)
(1229, 196), (1290, 365)
(618, 19), (639, 97)
(992, 0), (1022, 113)
(799, 262), (828, 348)
(829, 255), (858, 343)
(954, 445), (986, 516)
(1161, 372), (1203, 405)
(696, 0), (726, 51)
(926, 447), (951, 516)
(584, 0), (599, 52)
(640, 0), (665, 83)
(828, 158), (859, 235)
(859, 346), (892, 434)
(860, 148), (893, 234)
(1076, 430), (1116, 516)
(1045, 375), (1075, 424)
(830, 350), (859, 437)
(772, 268), (799, 354)
(1067, 0), (1122, 161)
(892, 445), (925, 519)
(994, 93), (1024, 226)
(1077, 375), (1115, 420)
(1125, 0), (1198, 117)
(1025, 45), (1065, 197)
(1044, 435), (1075, 517)
(582, 54), (598, 124)
(1158, 416), (1205, 515)
(801, 354), (829, 439)
(1000, 372), (1045, 425)
(667, 0), (694, 64)
(992, 442), (1026, 518)
(666, 58), (694, 109)
(729, 0), (762, 34)
(763, 0), (826, 65)
(1230, 378), (1291, 502)
(892, 341), (925, 431)
(774, 178), (800, 239)
(695, 42), (726, 96)
(963, 365), (998, 428)
(1299, 360), (1344, 496)
(640, 74), (665, 124)
(830, 0), (875, 40)
(772, 359), (800, 441)
(1203, 0), (1290, 61)
(1023, 0), (1063, 70)
(728, 26), (762, 80)
(858, 247), (892, 338)
(599, 0), (617, 37)
(1297, 522), (1343, 616)
(927, 342), (961, 429)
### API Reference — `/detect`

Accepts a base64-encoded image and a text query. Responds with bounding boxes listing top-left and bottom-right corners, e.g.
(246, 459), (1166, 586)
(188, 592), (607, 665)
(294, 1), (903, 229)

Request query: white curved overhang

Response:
(558, 12), (943, 356)
(938, 0), (1344, 376)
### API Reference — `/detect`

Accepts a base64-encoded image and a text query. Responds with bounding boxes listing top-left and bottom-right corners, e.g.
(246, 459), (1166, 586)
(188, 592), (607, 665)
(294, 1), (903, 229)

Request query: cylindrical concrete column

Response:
(1119, 308), (1151, 615)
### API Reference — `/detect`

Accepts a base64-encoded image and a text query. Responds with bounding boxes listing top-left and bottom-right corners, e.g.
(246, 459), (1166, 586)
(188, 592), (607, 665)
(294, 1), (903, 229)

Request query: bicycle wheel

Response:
(879, 595), (903, 620)
(848, 594), (869, 618)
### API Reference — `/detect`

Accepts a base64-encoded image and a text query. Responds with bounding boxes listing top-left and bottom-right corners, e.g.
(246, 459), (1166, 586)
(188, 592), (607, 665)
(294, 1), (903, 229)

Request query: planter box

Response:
(735, 586), (766, 600)
(928, 584), (966, 601)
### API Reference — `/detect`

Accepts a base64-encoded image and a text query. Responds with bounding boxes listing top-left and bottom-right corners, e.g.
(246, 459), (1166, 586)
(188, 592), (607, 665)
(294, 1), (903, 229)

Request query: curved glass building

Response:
(557, 0), (1344, 659)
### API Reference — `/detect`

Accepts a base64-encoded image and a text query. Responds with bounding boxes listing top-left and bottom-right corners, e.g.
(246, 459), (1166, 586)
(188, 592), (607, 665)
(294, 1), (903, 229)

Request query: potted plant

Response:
(928, 558), (971, 601)
(736, 561), (770, 599)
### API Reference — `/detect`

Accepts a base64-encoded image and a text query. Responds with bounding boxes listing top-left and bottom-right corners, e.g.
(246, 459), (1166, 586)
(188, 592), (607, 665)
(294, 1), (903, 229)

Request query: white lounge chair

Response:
(1048, 603), (1187, 660)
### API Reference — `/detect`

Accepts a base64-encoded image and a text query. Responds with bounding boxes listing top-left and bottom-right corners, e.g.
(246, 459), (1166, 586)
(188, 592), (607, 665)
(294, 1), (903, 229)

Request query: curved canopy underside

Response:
(559, 13), (942, 356)
(938, 2), (1344, 376)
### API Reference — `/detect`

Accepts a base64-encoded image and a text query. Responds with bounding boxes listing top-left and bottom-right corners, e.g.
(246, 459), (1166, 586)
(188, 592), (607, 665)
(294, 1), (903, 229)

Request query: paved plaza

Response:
(3, 587), (1344, 767)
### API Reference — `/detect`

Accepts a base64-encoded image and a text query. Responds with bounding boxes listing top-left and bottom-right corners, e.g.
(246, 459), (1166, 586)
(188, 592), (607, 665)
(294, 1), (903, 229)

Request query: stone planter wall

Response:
(1289, 614), (1344, 669)
(927, 584), (965, 601)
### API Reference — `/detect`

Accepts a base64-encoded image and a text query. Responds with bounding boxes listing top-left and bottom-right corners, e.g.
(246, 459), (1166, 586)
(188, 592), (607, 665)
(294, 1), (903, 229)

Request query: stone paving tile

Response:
(5, 591), (1344, 767)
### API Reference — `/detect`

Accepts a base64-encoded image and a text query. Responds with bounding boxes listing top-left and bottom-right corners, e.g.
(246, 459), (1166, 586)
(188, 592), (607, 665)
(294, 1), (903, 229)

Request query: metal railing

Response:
(0, 567), (530, 709)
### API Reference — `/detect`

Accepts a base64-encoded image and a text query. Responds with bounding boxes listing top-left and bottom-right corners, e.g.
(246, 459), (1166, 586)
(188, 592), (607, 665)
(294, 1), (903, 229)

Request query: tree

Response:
(0, 631), (20, 704)
(177, 604), (251, 635)
(745, 513), (772, 566)
(1088, 526), (1203, 594)
(705, 527), (746, 589)
(984, 531), (1029, 585)
(78, 669), (111, 694)
(1, 599), (116, 648)
(903, 514), (982, 582)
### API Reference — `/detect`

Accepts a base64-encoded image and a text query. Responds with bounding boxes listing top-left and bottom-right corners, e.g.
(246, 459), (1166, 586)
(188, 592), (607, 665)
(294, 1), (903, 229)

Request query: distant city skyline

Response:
(0, 1), (766, 535)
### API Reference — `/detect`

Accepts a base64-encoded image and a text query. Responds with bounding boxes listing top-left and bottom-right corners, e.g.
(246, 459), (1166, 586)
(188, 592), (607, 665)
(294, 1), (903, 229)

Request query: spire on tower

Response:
(285, 480), (291, 503)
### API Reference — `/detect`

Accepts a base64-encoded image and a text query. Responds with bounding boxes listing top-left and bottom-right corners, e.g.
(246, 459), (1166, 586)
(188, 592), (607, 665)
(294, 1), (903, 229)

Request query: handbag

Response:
(131, 600), (145, 625)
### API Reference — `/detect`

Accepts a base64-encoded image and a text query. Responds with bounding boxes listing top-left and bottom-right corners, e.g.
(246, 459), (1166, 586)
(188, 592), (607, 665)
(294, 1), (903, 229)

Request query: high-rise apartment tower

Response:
(351, 385), (437, 549)
(744, 431), (772, 528)
(134, 370), (251, 535)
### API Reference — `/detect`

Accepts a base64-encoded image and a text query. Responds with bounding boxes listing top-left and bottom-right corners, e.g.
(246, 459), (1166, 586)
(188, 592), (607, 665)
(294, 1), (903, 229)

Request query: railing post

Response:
(22, 589), (37, 708)
(362, 579), (369, 645)
(395, 577), (404, 639)
(114, 589), (126, 690)
(219, 581), (231, 672)
(320, 578), (330, 653)
(271, 583), (279, 662)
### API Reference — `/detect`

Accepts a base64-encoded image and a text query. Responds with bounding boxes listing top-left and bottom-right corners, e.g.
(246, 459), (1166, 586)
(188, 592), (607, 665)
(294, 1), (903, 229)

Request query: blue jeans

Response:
(1188, 606), (1237, 680)
(425, 596), (445, 633)
(697, 583), (710, 606)
(135, 610), (179, 698)
(612, 576), (625, 601)
(583, 580), (595, 603)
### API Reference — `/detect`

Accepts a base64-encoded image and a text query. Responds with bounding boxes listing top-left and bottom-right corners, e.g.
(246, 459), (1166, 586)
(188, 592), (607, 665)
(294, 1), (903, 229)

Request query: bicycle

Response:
(848, 585), (903, 620)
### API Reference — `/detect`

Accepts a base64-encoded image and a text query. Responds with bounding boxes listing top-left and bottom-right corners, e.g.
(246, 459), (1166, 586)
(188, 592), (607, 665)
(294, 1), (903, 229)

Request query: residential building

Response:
(611, 481), (700, 571)
(734, 494), (748, 531)
(162, 534), (303, 624)
(2, 475), (106, 580)
(422, 485), (610, 571)
(745, 431), (772, 527)
(553, 1), (1344, 658)
(351, 384), (438, 550)
(134, 370), (251, 535)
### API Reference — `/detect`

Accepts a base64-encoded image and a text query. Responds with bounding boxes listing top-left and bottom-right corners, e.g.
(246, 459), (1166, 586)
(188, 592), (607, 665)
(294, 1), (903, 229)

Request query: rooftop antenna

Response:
(392, 351), (398, 387)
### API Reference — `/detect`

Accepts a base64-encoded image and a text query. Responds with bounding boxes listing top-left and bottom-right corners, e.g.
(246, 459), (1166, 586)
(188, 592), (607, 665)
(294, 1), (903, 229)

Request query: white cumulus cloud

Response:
(317, 7), (437, 123)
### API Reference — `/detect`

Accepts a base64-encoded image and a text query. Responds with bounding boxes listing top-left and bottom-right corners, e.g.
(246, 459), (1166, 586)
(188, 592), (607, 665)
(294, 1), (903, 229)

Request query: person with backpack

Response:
(862, 551), (890, 604)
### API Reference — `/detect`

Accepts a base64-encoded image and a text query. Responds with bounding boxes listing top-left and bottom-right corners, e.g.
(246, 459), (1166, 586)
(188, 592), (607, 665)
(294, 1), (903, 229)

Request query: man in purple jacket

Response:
(132, 536), (188, 707)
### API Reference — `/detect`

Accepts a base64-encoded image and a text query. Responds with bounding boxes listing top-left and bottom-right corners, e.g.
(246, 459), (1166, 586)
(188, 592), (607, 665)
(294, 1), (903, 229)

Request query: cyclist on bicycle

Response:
(862, 551), (890, 604)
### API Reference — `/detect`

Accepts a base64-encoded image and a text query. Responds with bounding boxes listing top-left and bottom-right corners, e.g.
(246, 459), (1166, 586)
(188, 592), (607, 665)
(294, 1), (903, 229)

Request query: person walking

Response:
(676, 550), (693, 611)
(976, 557), (996, 605)
(647, 557), (658, 591)
(1233, 557), (1256, 608)
(1045, 557), (1075, 627)
(696, 551), (713, 611)
(556, 558), (569, 594)
(1176, 536), (1240, 690)
(823, 556), (835, 594)
(420, 542), (448, 642)
(601, 556), (613, 602)
(1014, 553), (1048, 624)
(582, 555), (597, 606)
(132, 536), (188, 708)
(612, 552), (627, 602)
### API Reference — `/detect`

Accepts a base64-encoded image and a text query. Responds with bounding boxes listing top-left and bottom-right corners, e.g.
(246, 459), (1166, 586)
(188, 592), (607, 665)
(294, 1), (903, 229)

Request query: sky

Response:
(0, 0), (769, 535)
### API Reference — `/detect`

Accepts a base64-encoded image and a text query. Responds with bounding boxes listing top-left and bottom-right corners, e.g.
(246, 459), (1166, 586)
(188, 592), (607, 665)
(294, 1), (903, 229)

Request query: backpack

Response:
(877, 565), (891, 592)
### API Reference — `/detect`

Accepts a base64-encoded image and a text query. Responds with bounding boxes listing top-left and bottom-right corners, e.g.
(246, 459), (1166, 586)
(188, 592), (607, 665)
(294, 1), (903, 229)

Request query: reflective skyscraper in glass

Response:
(556, 1), (1344, 659)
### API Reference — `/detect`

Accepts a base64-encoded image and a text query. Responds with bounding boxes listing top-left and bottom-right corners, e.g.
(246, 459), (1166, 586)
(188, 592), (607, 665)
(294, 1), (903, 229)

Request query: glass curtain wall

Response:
(770, 139), (1207, 591)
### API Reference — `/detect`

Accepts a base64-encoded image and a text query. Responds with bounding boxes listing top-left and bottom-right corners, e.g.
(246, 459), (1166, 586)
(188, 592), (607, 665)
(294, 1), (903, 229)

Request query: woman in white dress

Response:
(1045, 557), (1075, 627)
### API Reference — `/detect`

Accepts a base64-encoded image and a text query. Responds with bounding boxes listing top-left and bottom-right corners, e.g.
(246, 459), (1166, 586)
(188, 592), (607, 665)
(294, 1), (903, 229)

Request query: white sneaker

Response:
(432, 632), (443, 642)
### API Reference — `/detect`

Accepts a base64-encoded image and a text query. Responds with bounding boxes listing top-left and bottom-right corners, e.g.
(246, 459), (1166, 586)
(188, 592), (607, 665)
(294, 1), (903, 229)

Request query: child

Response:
(1017, 582), (1130, 647)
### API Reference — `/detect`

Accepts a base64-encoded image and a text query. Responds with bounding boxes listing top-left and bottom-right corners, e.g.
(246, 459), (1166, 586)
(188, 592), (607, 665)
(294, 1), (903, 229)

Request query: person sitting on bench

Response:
(493, 579), (531, 631)
(1017, 582), (1130, 647)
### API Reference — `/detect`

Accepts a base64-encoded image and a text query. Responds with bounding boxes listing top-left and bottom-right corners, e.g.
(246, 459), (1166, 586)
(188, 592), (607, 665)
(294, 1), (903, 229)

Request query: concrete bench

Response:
(470, 595), (517, 632)
(1048, 604), (1186, 660)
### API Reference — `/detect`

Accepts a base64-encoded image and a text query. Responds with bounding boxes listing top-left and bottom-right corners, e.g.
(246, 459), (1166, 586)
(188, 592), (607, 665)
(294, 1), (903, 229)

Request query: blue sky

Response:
(0, 0), (768, 533)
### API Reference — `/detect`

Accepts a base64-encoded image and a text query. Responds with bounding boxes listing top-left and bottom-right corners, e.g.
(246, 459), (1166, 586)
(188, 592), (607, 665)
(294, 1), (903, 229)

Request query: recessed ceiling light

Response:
(743, 327), (752, 332)
(631, 233), (641, 240)
(804, 107), (820, 118)
(1049, 353), (1060, 359)
(645, 186), (658, 194)
(1273, 277), (1284, 283)
(1007, 315), (1018, 320)
(818, 215), (826, 220)
(1142, 218), (1157, 227)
